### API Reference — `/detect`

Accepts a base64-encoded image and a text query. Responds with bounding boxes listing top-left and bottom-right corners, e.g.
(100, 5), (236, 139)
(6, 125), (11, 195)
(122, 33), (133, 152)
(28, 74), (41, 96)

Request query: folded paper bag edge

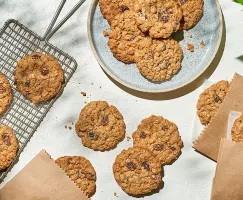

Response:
(211, 139), (243, 200)
(0, 149), (90, 200)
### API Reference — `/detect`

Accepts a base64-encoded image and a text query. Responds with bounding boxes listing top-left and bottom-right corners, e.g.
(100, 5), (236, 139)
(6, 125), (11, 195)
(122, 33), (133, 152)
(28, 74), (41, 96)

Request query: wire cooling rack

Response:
(0, 19), (78, 182)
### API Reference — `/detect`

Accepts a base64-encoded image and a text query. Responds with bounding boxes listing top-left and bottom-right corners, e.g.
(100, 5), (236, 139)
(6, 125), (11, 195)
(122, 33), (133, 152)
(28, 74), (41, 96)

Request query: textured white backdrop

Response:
(0, 0), (243, 199)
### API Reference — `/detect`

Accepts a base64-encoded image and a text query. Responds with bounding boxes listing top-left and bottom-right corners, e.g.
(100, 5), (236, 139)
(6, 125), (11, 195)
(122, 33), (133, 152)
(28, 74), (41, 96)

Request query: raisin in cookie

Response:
(56, 156), (96, 197)
(14, 52), (64, 104)
(0, 72), (12, 115)
(0, 126), (18, 170)
(133, 115), (183, 165)
(135, 38), (182, 82)
(179, 0), (204, 30)
(134, 0), (182, 38)
(113, 147), (162, 195)
(99, 0), (135, 25)
(75, 101), (125, 151)
(197, 80), (229, 125)
(108, 10), (145, 63)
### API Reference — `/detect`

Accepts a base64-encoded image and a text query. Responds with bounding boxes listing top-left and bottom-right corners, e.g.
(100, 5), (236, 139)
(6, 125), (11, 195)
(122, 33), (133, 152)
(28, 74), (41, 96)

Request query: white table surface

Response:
(0, 0), (243, 199)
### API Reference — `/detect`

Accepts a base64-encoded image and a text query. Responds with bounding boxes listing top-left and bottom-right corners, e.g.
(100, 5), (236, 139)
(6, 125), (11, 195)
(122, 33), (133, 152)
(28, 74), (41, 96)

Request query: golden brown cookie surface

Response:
(179, 0), (204, 30)
(132, 115), (183, 165)
(231, 114), (243, 142)
(197, 80), (229, 125)
(99, 0), (135, 25)
(113, 147), (162, 195)
(75, 101), (126, 151)
(0, 72), (12, 115)
(134, 0), (183, 38)
(135, 38), (183, 82)
(108, 10), (145, 63)
(56, 156), (96, 197)
(0, 125), (18, 170)
(14, 52), (64, 104)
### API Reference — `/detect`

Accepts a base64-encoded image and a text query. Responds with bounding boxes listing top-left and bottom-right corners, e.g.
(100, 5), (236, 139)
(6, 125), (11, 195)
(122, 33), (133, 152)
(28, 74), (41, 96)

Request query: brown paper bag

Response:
(193, 73), (243, 161)
(211, 139), (243, 200)
(0, 150), (90, 200)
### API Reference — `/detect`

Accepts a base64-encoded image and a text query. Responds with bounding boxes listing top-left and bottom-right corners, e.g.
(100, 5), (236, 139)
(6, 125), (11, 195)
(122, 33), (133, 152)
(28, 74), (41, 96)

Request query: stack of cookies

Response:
(100, 0), (204, 82)
(113, 115), (183, 195)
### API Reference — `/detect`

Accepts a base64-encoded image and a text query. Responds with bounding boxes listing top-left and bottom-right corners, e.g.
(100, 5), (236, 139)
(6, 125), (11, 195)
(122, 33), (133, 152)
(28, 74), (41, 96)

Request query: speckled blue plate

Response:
(88, 0), (223, 93)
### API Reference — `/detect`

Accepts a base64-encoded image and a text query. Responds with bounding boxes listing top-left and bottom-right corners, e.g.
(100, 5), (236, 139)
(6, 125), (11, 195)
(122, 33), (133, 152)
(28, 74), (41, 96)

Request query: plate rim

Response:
(87, 0), (223, 93)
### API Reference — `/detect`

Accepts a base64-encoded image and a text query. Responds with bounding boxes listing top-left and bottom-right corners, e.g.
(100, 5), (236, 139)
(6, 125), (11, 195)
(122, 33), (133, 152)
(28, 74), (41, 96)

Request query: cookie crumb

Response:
(200, 40), (205, 47)
(81, 92), (86, 96)
(68, 126), (72, 130)
(187, 44), (194, 52)
(188, 34), (192, 38)
(127, 136), (131, 141)
(103, 30), (109, 37)
(114, 192), (118, 197)
(65, 126), (67, 129)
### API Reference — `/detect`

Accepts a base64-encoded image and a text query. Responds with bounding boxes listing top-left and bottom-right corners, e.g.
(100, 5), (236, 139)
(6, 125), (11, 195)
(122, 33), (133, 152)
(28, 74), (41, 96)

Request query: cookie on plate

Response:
(0, 125), (18, 170)
(108, 10), (145, 63)
(179, 0), (204, 30)
(75, 101), (126, 151)
(134, 0), (183, 38)
(113, 147), (162, 195)
(14, 52), (64, 104)
(56, 156), (96, 197)
(134, 38), (183, 82)
(197, 80), (229, 125)
(0, 72), (12, 115)
(132, 115), (183, 165)
(99, 0), (135, 25)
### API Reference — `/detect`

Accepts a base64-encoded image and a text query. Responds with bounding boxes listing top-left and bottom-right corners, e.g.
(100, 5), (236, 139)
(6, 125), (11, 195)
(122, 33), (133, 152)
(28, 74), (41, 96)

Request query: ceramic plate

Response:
(88, 0), (223, 93)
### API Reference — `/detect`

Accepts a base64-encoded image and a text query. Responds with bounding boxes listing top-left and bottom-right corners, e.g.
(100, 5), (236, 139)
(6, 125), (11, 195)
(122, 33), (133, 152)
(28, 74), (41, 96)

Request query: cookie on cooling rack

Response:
(179, 0), (204, 30)
(134, 38), (183, 82)
(0, 125), (18, 170)
(108, 10), (145, 63)
(75, 101), (126, 151)
(134, 0), (183, 38)
(197, 80), (229, 125)
(14, 52), (64, 104)
(0, 72), (12, 115)
(56, 156), (96, 197)
(113, 147), (162, 195)
(132, 115), (183, 165)
(99, 0), (135, 25)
